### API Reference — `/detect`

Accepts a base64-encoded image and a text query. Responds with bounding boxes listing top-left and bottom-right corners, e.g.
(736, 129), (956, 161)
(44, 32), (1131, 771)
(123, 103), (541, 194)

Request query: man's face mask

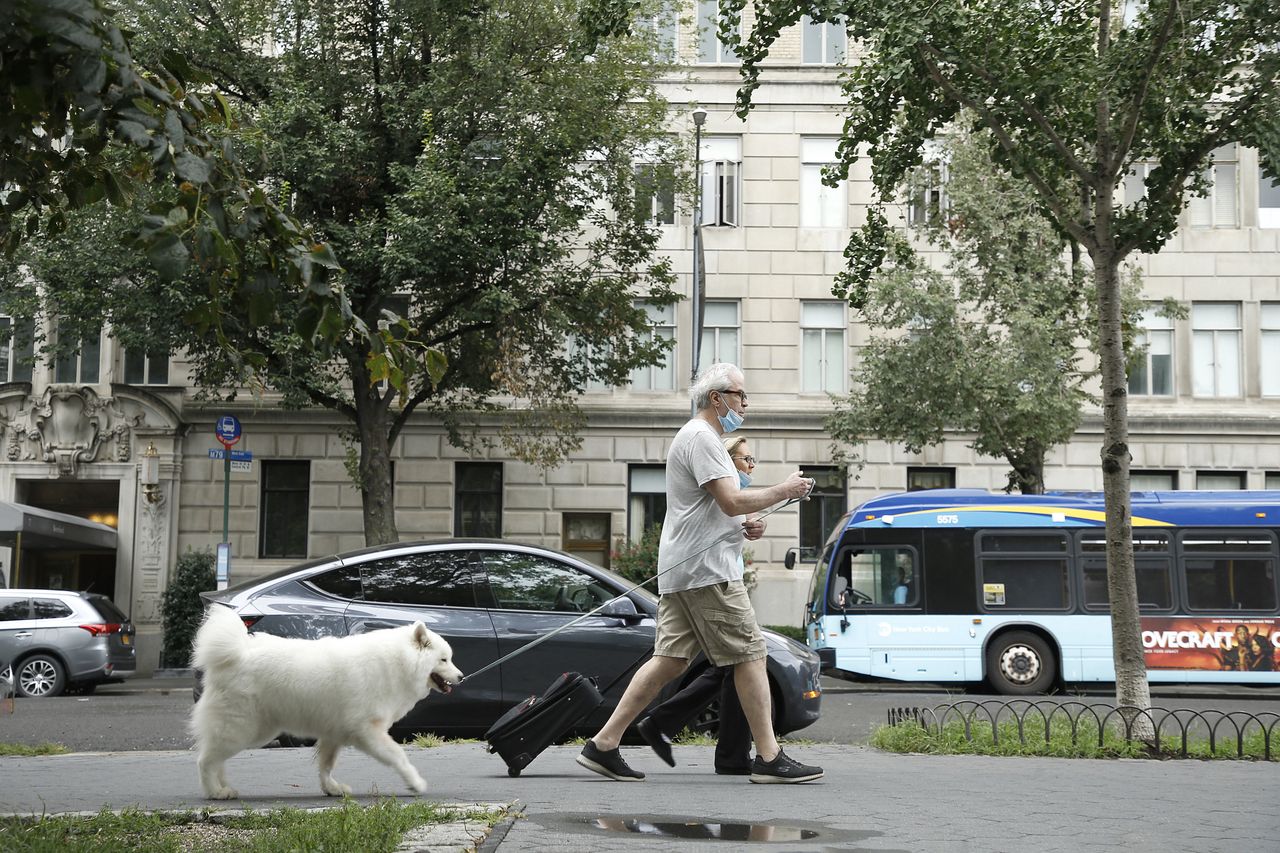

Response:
(716, 393), (744, 433)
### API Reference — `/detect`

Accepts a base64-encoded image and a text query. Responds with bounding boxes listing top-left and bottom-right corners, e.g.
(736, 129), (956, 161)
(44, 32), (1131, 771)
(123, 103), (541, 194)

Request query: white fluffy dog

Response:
(190, 604), (463, 799)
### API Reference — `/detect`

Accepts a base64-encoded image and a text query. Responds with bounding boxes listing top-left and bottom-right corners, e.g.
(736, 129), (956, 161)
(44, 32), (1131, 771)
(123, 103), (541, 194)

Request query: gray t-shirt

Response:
(657, 418), (744, 594)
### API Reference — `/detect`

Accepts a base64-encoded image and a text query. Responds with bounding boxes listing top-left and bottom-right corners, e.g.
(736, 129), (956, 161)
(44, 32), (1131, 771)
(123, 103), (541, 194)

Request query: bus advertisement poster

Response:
(1140, 617), (1279, 671)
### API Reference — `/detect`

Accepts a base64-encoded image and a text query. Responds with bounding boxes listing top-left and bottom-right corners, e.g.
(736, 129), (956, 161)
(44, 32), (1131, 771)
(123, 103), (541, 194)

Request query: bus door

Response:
(819, 536), (930, 679)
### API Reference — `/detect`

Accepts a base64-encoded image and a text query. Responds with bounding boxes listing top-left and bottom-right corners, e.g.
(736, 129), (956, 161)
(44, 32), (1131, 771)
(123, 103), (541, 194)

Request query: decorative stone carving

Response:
(12, 386), (144, 477)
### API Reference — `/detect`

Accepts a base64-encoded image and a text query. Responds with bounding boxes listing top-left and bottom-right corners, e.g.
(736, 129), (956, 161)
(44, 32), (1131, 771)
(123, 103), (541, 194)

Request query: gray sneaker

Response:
(576, 739), (645, 781)
(749, 749), (823, 784)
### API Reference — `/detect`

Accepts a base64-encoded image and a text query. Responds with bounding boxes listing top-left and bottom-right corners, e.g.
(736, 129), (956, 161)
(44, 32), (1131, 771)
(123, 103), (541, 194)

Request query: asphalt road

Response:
(3, 675), (1278, 752)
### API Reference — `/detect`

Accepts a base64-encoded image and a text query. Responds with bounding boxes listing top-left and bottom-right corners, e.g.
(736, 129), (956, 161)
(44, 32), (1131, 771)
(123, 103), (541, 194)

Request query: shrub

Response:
(764, 624), (806, 642)
(611, 525), (758, 594)
(160, 549), (215, 668)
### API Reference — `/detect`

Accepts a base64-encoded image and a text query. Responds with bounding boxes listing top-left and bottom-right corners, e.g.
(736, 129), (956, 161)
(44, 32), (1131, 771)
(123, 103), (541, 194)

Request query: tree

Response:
(728, 0), (1280, 720)
(0, 0), (359, 353)
(830, 128), (1107, 494)
(9, 0), (680, 545)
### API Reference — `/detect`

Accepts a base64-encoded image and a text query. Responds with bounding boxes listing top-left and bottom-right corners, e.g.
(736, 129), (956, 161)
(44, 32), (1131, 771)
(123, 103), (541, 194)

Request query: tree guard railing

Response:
(887, 700), (1280, 760)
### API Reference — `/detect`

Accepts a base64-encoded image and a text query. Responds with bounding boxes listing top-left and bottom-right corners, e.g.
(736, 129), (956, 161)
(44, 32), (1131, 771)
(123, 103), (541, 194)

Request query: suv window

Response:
(32, 599), (73, 619)
(0, 598), (29, 621)
(88, 597), (128, 622)
(360, 551), (478, 608)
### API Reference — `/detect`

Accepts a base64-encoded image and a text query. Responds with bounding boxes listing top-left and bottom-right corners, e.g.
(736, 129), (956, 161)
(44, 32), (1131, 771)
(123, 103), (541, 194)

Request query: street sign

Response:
(230, 460), (252, 473)
(208, 449), (253, 461)
(215, 414), (242, 448)
(216, 542), (230, 591)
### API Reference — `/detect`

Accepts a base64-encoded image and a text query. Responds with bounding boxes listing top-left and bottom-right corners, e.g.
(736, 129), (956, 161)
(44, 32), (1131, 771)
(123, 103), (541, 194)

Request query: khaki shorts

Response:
(654, 580), (766, 667)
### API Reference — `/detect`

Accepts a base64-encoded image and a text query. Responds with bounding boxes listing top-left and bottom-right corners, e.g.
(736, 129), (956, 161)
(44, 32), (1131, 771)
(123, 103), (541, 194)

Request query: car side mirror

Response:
(783, 548), (798, 570)
(598, 597), (642, 622)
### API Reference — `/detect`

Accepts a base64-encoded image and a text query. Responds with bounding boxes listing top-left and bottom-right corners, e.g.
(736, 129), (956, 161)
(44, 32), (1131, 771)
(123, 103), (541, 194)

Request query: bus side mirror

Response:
(783, 548), (798, 570)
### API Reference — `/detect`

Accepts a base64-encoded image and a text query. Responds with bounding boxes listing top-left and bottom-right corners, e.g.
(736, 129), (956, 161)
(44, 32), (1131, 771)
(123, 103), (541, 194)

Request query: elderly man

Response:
(576, 363), (823, 784)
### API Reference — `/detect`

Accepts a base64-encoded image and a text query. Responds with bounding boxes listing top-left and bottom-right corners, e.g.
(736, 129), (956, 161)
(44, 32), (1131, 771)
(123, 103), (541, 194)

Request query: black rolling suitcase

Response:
(484, 671), (604, 777)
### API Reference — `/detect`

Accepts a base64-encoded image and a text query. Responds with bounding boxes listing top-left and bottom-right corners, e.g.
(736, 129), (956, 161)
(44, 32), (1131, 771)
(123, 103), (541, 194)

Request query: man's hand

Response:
(742, 516), (767, 540)
(780, 471), (815, 500)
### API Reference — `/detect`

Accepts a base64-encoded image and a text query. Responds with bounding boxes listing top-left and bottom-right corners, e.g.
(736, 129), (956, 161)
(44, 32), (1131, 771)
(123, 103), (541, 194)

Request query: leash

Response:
(457, 480), (814, 684)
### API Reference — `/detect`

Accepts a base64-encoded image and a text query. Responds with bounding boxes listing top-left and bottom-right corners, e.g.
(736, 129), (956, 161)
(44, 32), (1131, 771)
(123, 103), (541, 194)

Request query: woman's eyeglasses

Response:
(733, 455), (756, 465)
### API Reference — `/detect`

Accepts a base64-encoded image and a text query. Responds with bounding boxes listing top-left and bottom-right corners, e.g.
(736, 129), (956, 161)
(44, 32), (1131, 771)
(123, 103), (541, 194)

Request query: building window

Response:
(123, 348), (170, 385)
(53, 329), (101, 384)
(907, 467), (955, 491)
(454, 462), (502, 537)
(641, 3), (678, 57)
(799, 466), (845, 561)
(696, 0), (738, 64)
(1132, 470), (1178, 491)
(563, 512), (611, 569)
(633, 162), (675, 226)
(699, 300), (740, 369)
(1187, 144), (1238, 228)
(1266, 472), (1280, 490)
(1128, 305), (1174, 396)
(699, 136), (740, 227)
(907, 141), (948, 227)
(1262, 303), (1280, 397)
(1191, 302), (1241, 397)
(1259, 164), (1280, 229)
(1123, 161), (1154, 205)
(800, 14), (846, 64)
(0, 316), (34, 382)
(801, 301), (845, 393)
(1196, 471), (1245, 490)
(800, 137), (845, 228)
(628, 465), (666, 541)
(630, 301), (676, 391)
(259, 461), (310, 558)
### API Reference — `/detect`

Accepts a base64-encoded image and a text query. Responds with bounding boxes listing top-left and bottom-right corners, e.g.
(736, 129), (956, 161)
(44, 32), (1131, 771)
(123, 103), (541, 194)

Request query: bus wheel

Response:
(986, 631), (1056, 695)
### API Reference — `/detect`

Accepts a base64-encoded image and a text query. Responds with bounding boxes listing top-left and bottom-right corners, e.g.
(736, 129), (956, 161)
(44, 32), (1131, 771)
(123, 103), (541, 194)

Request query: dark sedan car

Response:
(199, 539), (822, 740)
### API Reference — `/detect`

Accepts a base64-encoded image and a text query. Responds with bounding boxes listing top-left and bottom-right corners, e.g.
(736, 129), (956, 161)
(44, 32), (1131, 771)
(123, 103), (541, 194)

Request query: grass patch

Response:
(0, 742), (70, 757)
(763, 624), (807, 642)
(873, 718), (1278, 760)
(0, 800), (506, 853)
(408, 733), (481, 748)
(672, 728), (717, 746)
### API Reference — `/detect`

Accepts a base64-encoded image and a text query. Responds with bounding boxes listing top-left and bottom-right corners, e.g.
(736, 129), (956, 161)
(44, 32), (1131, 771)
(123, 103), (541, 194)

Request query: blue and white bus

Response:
(801, 489), (1280, 694)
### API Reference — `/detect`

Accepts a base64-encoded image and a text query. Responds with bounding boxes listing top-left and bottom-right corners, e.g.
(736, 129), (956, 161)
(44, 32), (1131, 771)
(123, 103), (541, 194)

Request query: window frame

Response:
(1261, 302), (1280, 397)
(1128, 305), (1175, 397)
(627, 464), (667, 542)
(122, 347), (171, 385)
(454, 461), (504, 538)
(1176, 529), (1280, 615)
(800, 300), (846, 394)
(695, 0), (739, 65)
(1186, 144), (1239, 229)
(698, 299), (740, 369)
(906, 467), (956, 491)
(976, 530), (1074, 613)
(1077, 530), (1175, 613)
(0, 316), (35, 383)
(699, 136), (741, 228)
(1190, 302), (1242, 398)
(799, 137), (846, 228)
(799, 465), (846, 562)
(53, 327), (102, 385)
(799, 13), (846, 65)
(629, 300), (676, 391)
(258, 460), (311, 559)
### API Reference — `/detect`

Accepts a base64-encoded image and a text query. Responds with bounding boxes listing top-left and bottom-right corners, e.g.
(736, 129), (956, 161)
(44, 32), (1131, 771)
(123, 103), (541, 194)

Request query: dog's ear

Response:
(413, 622), (432, 649)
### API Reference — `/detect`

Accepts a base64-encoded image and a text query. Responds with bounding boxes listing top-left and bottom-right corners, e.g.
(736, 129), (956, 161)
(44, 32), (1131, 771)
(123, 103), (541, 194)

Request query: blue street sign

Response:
(208, 449), (252, 461)
(215, 414), (242, 447)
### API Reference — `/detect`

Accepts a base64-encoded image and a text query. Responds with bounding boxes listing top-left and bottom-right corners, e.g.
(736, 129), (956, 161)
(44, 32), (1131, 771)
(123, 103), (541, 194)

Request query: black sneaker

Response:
(749, 749), (823, 784)
(576, 739), (645, 781)
(636, 717), (675, 767)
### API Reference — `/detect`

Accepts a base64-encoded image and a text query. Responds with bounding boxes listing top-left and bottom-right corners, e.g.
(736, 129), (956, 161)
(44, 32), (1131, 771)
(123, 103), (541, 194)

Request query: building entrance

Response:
(10, 480), (120, 593)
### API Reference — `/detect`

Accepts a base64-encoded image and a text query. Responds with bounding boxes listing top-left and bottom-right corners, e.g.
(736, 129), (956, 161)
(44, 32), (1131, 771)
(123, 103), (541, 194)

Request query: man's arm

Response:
(705, 471), (813, 518)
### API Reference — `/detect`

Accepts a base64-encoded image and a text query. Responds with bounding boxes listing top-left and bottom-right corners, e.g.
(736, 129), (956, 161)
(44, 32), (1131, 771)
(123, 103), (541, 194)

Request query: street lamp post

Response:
(690, 106), (707, 413)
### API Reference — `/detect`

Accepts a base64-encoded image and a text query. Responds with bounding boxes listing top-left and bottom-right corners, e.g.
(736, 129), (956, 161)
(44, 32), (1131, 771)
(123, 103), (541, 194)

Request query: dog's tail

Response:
(191, 604), (248, 674)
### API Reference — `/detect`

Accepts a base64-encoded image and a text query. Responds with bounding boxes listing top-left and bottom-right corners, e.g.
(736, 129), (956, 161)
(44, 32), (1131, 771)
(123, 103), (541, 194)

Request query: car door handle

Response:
(13, 632), (32, 639)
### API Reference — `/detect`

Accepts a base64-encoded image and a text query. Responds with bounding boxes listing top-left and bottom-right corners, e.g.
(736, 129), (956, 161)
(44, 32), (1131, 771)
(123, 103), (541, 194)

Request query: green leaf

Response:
(147, 233), (190, 279)
(425, 347), (448, 386)
(174, 152), (210, 184)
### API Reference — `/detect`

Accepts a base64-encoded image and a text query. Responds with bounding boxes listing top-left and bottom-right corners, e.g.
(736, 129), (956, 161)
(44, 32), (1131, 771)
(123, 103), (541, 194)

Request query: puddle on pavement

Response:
(592, 817), (820, 842)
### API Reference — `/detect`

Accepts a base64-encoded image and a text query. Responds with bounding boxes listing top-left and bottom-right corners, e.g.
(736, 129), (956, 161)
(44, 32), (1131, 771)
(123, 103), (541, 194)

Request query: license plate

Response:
(122, 634), (131, 645)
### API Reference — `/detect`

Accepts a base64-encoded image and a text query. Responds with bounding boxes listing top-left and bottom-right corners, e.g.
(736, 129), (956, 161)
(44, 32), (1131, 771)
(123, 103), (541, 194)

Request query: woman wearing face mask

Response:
(633, 433), (759, 776)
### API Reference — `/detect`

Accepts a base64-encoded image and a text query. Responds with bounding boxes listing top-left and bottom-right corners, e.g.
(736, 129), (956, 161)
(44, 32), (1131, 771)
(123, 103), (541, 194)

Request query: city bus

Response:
(800, 489), (1280, 694)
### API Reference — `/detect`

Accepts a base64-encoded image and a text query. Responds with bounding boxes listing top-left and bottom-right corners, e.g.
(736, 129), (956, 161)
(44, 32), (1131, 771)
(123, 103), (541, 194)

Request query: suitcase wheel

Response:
(508, 767), (521, 777)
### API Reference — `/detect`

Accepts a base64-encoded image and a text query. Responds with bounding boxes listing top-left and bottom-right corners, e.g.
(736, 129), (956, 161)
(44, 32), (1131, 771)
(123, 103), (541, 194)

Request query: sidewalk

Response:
(1, 742), (1275, 851)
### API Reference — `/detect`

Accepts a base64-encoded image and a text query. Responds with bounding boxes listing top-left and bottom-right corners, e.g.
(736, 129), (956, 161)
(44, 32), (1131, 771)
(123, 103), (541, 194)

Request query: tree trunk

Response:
(1093, 249), (1154, 733)
(352, 363), (399, 546)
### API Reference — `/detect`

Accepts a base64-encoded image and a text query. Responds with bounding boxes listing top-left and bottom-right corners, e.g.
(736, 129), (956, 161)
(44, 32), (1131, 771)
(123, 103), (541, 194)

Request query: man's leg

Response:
(589, 654), (687, 751)
(732, 656), (779, 761)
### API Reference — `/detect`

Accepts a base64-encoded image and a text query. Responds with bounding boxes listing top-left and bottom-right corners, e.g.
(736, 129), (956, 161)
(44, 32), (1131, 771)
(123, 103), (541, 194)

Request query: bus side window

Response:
(838, 548), (916, 607)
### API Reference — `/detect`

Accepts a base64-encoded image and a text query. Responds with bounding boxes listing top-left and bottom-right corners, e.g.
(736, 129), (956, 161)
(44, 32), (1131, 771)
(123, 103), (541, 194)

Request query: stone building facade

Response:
(1, 9), (1278, 672)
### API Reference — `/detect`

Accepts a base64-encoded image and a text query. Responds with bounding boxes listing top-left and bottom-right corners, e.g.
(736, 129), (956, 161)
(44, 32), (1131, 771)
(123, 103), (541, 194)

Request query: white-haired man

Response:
(576, 363), (823, 784)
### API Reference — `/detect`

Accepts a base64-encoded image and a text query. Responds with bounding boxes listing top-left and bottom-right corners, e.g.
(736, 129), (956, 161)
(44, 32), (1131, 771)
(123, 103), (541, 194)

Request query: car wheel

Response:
(16, 655), (67, 698)
(986, 630), (1056, 695)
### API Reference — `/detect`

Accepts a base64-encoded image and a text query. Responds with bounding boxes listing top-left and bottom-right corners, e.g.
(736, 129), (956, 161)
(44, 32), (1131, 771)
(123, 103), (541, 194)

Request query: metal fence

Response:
(887, 700), (1280, 760)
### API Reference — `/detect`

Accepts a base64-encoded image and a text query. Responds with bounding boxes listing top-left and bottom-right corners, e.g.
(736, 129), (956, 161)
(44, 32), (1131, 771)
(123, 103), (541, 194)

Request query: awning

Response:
(0, 502), (117, 551)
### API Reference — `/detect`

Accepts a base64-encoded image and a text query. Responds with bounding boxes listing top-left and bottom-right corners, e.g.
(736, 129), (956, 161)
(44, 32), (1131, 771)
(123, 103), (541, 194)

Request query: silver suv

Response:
(0, 589), (136, 697)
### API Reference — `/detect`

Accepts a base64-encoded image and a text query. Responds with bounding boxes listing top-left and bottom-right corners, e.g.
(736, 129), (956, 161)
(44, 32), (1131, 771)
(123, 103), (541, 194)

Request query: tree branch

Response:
(1112, 0), (1181, 177)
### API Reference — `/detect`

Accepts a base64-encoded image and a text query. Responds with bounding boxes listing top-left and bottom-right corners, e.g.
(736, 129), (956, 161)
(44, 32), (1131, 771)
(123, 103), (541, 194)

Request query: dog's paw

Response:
(408, 773), (427, 795)
(206, 786), (238, 800)
(321, 780), (352, 797)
